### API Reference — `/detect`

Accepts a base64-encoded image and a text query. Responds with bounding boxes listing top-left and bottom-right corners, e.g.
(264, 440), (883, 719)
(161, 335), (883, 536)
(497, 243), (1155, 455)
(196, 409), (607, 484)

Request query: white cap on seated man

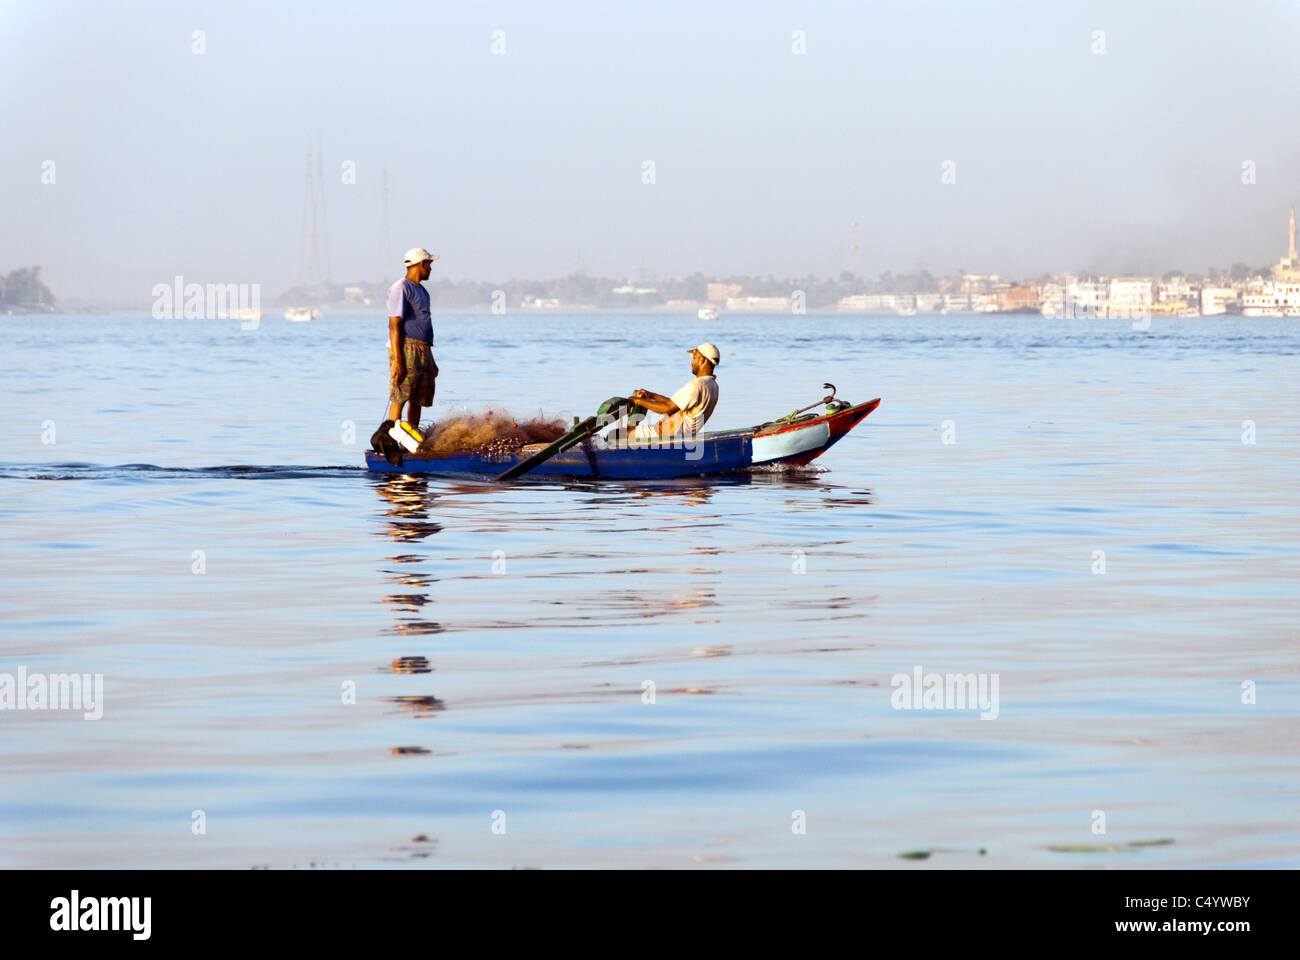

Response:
(628, 343), (721, 440)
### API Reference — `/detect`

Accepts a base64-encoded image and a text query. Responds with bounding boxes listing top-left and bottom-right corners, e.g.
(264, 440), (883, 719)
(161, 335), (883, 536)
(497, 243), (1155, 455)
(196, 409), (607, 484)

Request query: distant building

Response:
(961, 273), (1001, 294)
(888, 294), (917, 315)
(1072, 281), (1107, 315)
(1157, 277), (1195, 302)
(707, 282), (742, 303)
(1107, 278), (1154, 319)
(1274, 206), (1299, 280)
(1244, 206), (1300, 316)
(1200, 286), (1238, 316)
(997, 285), (1039, 313)
(837, 293), (885, 312)
(521, 296), (561, 309)
(726, 295), (790, 311)
(1152, 275), (1200, 316)
(1039, 277), (1106, 318)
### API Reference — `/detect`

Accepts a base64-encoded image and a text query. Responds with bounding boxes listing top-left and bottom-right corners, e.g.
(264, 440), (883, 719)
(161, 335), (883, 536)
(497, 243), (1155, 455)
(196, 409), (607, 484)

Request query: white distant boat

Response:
(284, 307), (320, 322)
(1241, 281), (1300, 317)
(698, 306), (719, 321)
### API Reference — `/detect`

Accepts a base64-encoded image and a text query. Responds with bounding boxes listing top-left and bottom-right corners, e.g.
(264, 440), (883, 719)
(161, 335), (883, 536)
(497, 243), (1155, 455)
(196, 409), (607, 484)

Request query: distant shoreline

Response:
(2, 306), (1264, 319)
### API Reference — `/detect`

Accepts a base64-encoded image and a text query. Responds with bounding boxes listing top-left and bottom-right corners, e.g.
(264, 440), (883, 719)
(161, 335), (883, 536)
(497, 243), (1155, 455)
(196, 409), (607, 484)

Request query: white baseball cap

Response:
(690, 342), (720, 365)
(403, 247), (439, 266)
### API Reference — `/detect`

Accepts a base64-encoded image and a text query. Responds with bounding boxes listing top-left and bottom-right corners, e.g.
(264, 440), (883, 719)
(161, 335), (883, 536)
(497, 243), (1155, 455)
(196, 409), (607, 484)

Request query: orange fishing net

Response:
(414, 410), (568, 457)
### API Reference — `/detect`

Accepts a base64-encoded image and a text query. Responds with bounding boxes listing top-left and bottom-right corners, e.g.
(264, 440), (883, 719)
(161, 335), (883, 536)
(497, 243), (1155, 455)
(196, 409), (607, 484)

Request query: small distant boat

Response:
(698, 306), (719, 322)
(284, 307), (320, 322)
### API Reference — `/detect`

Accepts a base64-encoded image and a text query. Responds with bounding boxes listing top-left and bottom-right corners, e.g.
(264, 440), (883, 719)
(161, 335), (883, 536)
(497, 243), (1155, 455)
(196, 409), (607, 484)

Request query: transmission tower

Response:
(298, 142), (314, 288)
(315, 134), (332, 288)
(849, 219), (860, 286)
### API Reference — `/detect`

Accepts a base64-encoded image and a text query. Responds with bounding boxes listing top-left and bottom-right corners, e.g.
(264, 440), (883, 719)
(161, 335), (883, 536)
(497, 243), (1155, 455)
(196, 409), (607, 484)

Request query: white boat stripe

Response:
(751, 422), (830, 463)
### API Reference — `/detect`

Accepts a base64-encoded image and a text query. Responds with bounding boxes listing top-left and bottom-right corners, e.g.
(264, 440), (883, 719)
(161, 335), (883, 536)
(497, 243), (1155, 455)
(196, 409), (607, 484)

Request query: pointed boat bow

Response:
(752, 398), (880, 466)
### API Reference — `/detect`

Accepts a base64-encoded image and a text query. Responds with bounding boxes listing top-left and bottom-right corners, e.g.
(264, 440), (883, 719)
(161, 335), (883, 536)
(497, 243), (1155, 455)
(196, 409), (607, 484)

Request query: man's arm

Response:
(630, 389), (678, 415)
(388, 316), (405, 382)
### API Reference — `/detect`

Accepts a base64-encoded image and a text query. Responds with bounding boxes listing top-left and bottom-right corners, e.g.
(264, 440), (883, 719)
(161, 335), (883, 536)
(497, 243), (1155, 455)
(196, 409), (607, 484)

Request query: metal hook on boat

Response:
(779, 384), (847, 422)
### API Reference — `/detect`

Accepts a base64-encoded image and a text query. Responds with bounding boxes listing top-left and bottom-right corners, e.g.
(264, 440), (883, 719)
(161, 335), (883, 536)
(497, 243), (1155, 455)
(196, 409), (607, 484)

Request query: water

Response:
(2, 311), (1297, 868)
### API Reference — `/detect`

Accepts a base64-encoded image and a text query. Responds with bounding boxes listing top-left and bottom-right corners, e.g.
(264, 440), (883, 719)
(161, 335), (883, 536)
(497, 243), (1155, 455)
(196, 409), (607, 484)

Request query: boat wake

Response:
(748, 461), (829, 475)
(0, 463), (365, 482)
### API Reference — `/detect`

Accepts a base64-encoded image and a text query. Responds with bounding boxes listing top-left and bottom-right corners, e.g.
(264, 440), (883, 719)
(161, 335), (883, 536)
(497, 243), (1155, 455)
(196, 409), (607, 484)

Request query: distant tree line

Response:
(278, 260), (1280, 312)
(0, 267), (55, 308)
(1206, 263), (1272, 282)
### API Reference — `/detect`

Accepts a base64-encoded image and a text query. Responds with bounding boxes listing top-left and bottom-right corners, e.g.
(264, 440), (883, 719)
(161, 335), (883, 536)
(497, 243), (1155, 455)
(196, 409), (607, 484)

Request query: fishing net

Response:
(413, 410), (568, 458)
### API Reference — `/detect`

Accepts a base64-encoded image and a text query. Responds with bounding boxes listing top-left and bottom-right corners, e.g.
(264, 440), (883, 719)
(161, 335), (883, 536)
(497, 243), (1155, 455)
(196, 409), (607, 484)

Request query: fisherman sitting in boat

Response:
(628, 342), (720, 441)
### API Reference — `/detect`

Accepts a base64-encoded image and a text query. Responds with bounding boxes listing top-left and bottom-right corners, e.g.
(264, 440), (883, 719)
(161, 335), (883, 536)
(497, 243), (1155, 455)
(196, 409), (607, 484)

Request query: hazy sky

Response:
(3, 0), (1298, 302)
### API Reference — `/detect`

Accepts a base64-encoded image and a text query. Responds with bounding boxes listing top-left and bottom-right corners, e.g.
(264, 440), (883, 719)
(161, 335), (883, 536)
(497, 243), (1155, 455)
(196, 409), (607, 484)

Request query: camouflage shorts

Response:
(389, 340), (436, 408)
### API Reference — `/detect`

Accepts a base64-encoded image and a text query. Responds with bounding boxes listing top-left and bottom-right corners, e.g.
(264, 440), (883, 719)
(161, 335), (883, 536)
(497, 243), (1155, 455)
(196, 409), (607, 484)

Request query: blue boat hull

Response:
(366, 430), (754, 479)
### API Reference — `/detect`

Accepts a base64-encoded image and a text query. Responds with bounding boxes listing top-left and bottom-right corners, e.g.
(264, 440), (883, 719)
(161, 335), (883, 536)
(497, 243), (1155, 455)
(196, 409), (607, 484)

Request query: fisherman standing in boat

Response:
(628, 342), (720, 441)
(386, 248), (439, 429)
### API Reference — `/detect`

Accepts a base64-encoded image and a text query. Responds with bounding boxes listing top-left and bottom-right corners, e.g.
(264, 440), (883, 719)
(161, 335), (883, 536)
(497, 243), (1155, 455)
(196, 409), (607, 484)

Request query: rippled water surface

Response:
(2, 312), (1297, 868)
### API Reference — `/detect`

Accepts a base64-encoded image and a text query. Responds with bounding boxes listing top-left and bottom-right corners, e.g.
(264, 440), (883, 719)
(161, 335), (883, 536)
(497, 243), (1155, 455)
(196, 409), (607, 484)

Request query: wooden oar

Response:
(495, 397), (630, 481)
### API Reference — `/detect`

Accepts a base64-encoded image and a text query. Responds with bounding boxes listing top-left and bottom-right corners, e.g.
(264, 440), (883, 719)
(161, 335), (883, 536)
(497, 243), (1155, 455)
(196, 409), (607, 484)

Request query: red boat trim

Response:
(755, 398), (880, 437)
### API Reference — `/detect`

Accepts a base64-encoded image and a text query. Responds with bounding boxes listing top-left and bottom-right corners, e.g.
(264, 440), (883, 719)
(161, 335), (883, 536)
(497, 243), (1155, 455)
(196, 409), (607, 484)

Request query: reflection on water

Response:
(371, 481), (449, 626)
(370, 475), (445, 724)
(373, 475), (444, 543)
(383, 594), (432, 611)
(381, 695), (446, 716)
(390, 656), (432, 674)
(388, 620), (444, 637)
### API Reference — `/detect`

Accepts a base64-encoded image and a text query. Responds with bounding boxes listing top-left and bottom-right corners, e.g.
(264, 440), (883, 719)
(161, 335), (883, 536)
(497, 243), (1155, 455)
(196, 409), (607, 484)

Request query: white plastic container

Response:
(389, 421), (424, 453)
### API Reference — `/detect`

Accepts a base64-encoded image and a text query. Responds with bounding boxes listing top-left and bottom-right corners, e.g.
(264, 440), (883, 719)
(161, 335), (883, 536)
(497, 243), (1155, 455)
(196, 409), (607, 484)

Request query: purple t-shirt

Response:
(387, 278), (433, 344)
